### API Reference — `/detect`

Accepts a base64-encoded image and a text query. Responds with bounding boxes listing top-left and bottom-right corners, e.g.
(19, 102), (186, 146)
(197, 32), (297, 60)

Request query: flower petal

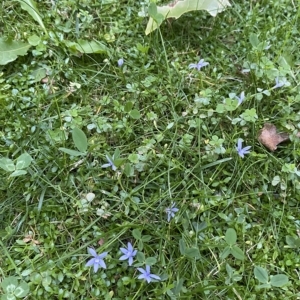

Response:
(85, 258), (95, 267)
(119, 254), (129, 261)
(98, 252), (108, 259)
(87, 247), (97, 257)
(149, 274), (161, 280)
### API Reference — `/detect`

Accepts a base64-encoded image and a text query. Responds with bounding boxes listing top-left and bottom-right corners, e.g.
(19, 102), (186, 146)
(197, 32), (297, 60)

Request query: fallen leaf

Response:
(258, 123), (300, 151)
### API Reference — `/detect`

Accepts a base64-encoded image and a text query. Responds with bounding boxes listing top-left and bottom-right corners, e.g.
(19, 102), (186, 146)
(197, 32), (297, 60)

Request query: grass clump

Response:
(1, 0), (300, 299)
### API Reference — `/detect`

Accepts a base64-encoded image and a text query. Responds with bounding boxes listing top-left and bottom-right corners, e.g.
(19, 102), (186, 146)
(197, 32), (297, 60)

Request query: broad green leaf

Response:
(225, 228), (237, 246)
(254, 266), (269, 284)
(124, 101), (133, 112)
(64, 40), (108, 54)
(184, 247), (200, 259)
(16, 0), (47, 35)
(58, 148), (85, 156)
(72, 127), (88, 153)
(10, 170), (27, 177)
(148, 3), (164, 25)
(129, 109), (141, 119)
(14, 282), (30, 297)
(179, 239), (186, 255)
(16, 153), (33, 170)
(132, 229), (142, 240)
(145, 0), (231, 35)
(29, 68), (46, 82)
(27, 34), (41, 46)
(270, 274), (288, 287)
(0, 38), (31, 65)
(1, 276), (18, 290)
(220, 246), (231, 259)
(286, 235), (300, 248)
(0, 158), (15, 172)
(192, 221), (207, 232)
(249, 33), (260, 48)
(145, 257), (157, 265)
(231, 246), (245, 260)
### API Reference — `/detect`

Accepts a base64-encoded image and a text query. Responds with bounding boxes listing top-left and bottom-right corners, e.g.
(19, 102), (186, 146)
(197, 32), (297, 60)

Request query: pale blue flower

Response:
(188, 59), (209, 71)
(235, 91), (245, 105)
(236, 139), (251, 158)
(137, 265), (161, 283)
(118, 58), (124, 67)
(85, 248), (108, 273)
(119, 242), (137, 266)
(101, 155), (117, 171)
(273, 77), (285, 89)
(166, 202), (179, 221)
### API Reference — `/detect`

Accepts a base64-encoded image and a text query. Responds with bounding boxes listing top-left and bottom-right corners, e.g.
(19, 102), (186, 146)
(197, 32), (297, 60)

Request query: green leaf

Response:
(254, 266), (269, 284)
(124, 101), (133, 112)
(132, 229), (142, 240)
(72, 127), (88, 153)
(225, 228), (237, 246)
(29, 68), (46, 83)
(272, 175), (280, 186)
(27, 34), (41, 46)
(192, 221), (207, 232)
(58, 148), (85, 156)
(145, 257), (157, 265)
(14, 282), (30, 297)
(286, 235), (300, 248)
(184, 247), (200, 259)
(0, 158), (15, 172)
(179, 239), (186, 255)
(0, 37), (31, 65)
(270, 274), (289, 287)
(64, 40), (108, 54)
(1, 276), (18, 290)
(145, 0), (231, 35)
(249, 33), (260, 48)
(16, 153), (32, 170)
(10, 170), (27, 177)
(129, 109), (141, 119)
(231, 246), (245, 260)
(220, 246), (231, 259)
(16, 0), (47, 35)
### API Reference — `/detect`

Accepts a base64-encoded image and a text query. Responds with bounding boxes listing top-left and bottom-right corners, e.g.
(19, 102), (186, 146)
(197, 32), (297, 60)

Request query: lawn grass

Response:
(1, 0), (300, 299)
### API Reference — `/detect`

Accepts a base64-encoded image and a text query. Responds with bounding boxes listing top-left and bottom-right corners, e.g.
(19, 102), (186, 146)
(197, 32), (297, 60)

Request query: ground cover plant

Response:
(1, 0), (300, 299)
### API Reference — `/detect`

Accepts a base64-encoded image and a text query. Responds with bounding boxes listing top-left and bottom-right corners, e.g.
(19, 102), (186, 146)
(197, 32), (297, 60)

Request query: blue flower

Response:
(188, 59), (209, 71)
(85, 248), (108, 273)
(235, 91), (245, 105)
(118, 58), (124, 67)
(119, 242), (137, 266)
(166, 202), (179, 222)
(236, 138), (251, 158)
(137, 265), (161, 283)
(101, 155), (117, 171)
(273, 77), (285, 89)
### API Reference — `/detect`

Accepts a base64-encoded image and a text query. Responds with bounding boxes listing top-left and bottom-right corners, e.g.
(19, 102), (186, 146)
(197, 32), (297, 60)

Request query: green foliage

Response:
(0, 153), (32, 177)
(254, 266), (289, 289)
(0, 276), (29, 299)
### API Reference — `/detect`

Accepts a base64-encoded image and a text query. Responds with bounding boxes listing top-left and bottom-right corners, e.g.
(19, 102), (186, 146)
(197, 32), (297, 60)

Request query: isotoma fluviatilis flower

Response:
(119, 242), (137, 266)
(166, 202), (179, 222)
(236, 138), (251, 158)
(117, 58), (124, 67)
(85, 247), (108, 273)
(101, 155), (117, 171)
(273, 77), (285, 89)
(188, 59), (209, 71)
(235, 91), (245, 105)
(137, 265), (161, 283)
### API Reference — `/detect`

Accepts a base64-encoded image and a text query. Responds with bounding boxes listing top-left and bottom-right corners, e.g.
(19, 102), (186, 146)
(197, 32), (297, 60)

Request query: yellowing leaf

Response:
(0, 38), (31, 65)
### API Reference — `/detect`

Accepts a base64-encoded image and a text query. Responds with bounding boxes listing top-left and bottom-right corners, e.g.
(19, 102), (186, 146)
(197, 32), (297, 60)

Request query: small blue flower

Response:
(273, 77), (285, 89)
(119, 242), (137, 266)
(236, 138), (251, 158)
(101, 155), (117, 171)
(118, 58), (124, 67)
(137, 265), (161, 283)
(166, 202), (179, 222)
(85, 248), (108, 273)
(189, 59), (209, 71)
(235, 91), (245, 105)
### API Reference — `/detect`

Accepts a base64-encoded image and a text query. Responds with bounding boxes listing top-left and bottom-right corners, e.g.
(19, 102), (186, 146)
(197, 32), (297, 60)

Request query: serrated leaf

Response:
(72, 127), (88, 153)
(145, 0), (231, 35)
(254, 266), (269, 284)
(225, 228), (237, 246)
(16, 153), (33, 169)
(59, 148), (85, 156)
(270, 274), (288, 287)
(0, 37), (31, 65)
(16, 0), (47, 34)
(231, 245), (245, 260)
(0, 157), (15, 172)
